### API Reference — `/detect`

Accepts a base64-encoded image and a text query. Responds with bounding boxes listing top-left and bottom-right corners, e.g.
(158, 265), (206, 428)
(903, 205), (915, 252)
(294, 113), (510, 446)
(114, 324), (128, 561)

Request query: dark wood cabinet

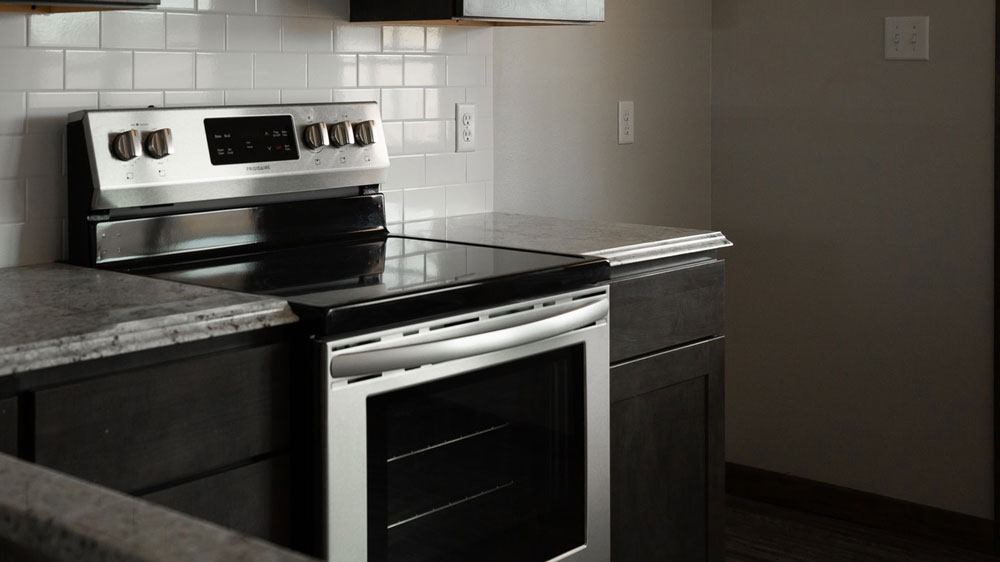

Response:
(609, 260), (725, 562)
(142, 455), (291, 545)
(0, 397), (17, 457)
(14, 329), (295, 547)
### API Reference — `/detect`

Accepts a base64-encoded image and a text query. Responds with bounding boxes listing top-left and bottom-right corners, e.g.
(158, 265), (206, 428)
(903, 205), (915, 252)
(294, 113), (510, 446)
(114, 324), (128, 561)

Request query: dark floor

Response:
(727, 497), (999, 562)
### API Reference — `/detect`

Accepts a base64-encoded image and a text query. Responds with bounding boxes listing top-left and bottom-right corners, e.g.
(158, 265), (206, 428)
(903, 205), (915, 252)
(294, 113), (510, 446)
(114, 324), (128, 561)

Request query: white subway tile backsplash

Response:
(0, 15), (26, 47)
(382, 122), (403, 155)
(134, 52), (195, 90)
(158, 0), (195, 9)
(465, 86), (492, 118)
(426, 27), (466, 54)
(226, 89), (281, 105)
(385, 155), (425, 189)
(26, 92), (98, 133)
(26, 176), (66, 220)
(0, 93), (26, 136)
(466, 28), (493, 55)
(66, 50), (132, 90)
(0, 223), (23, 267)
(334, 25), (380, 53)
(283, 17), (333, 52)
(447, 56), (487, 87)
(383, 189), (403, 223)
(197, 52), (253, 89)
(332, 89), (379, 103)
(99, 91), (164, 109)
(404, 187), (447, 221)
(381, 89), (423, 121)
(281, 89), (332, 103)
(359, 55), (403, 87)
(424, 88), (464, 120)
(18, 134), (62, 177)
(426, 153), (466, 186)
(383, 26), (424, 53)
(403, 121), (452, 155)
(258, 0), (310, 16)
(446, 183), (486, 216)
(228, 15), (281, 52)
(466, 151), (493, 182)
(0, 137), (22, 179)
(0, 180), (25, 223)
(404, 56), (446, 87)
(308, 54), (356, 88)
(18, 219), (64, 265)
(0, 8), (493, 269)
(29, 12), (99, 48)
(255, 53), (308, 88)
(0, 50), (62, 91)
(166, 13), (226, 51)
(165, 90), (225, 106)
(198, 0), (254, 14)
(102, 11), (165, 50)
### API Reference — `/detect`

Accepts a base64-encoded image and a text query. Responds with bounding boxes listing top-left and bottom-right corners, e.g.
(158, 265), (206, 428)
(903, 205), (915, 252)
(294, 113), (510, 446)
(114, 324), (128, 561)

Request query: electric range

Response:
(66, 103), (611, 562)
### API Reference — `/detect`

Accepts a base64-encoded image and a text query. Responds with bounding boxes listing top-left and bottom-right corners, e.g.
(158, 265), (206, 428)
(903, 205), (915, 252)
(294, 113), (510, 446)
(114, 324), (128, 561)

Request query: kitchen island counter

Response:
(400, 212), (731, 267)
(0, 263), (298, 377)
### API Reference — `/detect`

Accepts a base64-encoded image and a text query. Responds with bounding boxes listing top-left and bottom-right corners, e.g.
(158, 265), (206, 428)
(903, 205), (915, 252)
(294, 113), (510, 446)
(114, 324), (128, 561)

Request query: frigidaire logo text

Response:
(247, 165), (271, 172)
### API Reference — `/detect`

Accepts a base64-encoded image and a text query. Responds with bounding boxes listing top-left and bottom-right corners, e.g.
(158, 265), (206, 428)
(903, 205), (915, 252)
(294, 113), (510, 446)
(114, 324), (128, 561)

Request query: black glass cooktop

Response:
(140, 235), (609, 336)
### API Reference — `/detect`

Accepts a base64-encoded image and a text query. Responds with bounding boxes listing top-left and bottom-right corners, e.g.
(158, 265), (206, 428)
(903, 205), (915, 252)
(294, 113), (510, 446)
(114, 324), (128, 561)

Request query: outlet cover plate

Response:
(618, 101), (634, 145)
(885, 16), (930, 60)
(456, 103), (476, 153)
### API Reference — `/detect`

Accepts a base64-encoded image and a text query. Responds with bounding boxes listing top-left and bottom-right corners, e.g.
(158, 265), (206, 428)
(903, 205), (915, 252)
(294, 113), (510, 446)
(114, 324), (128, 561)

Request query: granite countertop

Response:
(0, 263), (298, 377)
(0, 452), (319, 562)
(400, 212), (732, 266)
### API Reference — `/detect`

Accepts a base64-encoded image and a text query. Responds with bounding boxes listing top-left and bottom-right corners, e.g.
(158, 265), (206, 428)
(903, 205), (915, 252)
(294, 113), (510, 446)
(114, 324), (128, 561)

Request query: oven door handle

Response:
(329, 298), (608, 379)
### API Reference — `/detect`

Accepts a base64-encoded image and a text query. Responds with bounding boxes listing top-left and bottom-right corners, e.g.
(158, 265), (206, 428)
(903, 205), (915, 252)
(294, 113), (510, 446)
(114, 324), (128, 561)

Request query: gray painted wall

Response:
(492, 0), (712, 227)
(713, 0), (995, 517)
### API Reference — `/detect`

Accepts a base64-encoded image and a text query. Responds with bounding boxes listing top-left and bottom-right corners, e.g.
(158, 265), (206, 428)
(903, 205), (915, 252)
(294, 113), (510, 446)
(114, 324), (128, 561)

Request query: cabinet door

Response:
(33, 342), (290, 493)
(0, 397), (16, 457)
(143, 455), (291, 547)
(610, 338), (724, 562)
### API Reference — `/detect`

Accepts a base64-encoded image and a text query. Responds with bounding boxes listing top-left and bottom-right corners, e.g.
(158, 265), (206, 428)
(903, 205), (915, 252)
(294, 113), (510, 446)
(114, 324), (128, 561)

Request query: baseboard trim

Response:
(726, 462), (996, 554)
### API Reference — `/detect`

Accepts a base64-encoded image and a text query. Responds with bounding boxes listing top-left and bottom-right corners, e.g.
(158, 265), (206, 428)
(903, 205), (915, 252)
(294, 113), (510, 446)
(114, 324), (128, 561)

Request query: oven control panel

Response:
(72, 103), (389, 211)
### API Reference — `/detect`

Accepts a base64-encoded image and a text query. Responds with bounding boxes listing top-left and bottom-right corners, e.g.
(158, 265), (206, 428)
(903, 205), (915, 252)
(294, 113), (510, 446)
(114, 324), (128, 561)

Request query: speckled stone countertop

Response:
(0, 263), (298, 377)
(0, 452), (319, 562)
(400, 212), (732, 267)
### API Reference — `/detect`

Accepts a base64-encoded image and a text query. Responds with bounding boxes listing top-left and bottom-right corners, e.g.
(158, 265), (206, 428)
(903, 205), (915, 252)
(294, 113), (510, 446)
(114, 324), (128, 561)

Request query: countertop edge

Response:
(593, 231), (733, 266)
(0, 452), (319, 562)
(0, 300), (299, 377)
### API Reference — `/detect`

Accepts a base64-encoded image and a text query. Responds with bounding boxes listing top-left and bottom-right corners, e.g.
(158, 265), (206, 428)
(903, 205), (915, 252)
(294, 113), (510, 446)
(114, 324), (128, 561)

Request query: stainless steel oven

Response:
(322, 287), (610, 562)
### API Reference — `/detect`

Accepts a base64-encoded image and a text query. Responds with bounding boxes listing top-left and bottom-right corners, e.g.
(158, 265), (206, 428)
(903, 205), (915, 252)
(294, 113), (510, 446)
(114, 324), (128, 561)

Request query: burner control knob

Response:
(354, 120), (377, 146)
(303, 122), (330, 150)
(111, 129), (142, 161)
(329, 121), (355, 148)
(145, 128), (174, 159)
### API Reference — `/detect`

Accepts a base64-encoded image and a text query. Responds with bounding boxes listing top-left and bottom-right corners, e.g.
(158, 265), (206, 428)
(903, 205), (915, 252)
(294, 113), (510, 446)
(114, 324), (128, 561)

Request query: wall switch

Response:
(456, 103), (476, 153)
(618, 101), (634, 145)
(885, 16), (930, 60)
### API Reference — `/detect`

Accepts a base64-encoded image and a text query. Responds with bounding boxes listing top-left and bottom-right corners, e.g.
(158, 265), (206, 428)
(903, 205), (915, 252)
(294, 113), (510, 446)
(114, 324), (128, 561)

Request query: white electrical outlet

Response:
(618, 101), (634, 145)
(456, 103), (476, 153)
(885, 16), (930, 60)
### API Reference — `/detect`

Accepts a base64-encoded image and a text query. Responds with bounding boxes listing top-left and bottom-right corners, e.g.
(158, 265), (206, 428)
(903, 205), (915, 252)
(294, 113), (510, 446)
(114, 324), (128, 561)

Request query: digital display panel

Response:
(204, 115), (299, 166)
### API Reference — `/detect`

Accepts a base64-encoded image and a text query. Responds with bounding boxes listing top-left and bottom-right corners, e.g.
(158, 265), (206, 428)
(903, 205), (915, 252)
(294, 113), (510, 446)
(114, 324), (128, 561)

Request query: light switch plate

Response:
(618, 101), (634, 145)
(885, 16), (930, 60)
(456, 103), (476, 153)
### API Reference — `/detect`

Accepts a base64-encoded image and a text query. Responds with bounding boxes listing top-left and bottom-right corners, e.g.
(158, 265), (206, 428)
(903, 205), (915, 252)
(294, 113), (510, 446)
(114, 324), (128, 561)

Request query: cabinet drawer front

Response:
(0, 397), (16, 457)
(143, 455), (291, 546)
(33, 343), (290, 493)
(610, 261), (724, 363)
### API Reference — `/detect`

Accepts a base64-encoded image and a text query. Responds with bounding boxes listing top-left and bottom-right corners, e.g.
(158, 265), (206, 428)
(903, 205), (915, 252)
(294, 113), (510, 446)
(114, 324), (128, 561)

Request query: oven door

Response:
(322, 288), (609, 562)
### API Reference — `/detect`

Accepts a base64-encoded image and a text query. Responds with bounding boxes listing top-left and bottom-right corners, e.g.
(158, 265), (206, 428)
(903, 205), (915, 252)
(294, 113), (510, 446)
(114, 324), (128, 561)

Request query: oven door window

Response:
(366, 345), (586, 562)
